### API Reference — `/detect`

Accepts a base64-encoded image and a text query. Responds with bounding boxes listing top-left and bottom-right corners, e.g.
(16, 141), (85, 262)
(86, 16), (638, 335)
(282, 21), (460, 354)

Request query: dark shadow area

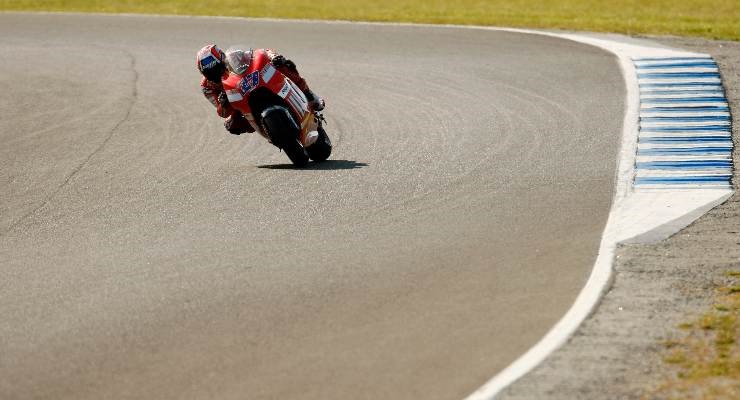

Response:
(257, 159), (368, 170)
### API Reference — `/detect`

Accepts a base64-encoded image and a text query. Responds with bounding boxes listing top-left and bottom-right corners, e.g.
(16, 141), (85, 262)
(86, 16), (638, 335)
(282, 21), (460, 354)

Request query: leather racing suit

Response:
(200, 49), (321, 135)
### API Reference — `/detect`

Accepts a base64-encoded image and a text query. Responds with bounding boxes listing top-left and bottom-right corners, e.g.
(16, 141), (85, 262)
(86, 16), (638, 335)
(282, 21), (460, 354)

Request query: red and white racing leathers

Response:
(200, 49), (312, 134)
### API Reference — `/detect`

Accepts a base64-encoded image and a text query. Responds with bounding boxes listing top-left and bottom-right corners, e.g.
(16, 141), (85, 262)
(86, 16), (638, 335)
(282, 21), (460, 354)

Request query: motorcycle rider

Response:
(196, 44), (325, 135)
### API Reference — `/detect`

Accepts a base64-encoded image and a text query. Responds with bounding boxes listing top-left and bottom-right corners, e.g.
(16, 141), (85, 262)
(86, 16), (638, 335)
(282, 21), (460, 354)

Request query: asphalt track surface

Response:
(0, 14), (624, 400)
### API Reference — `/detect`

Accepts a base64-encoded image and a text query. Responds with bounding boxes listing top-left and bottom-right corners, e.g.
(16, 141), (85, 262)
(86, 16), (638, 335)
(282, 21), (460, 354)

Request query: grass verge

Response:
(0, 1), (738, 40)
(647, 270), (740, 399)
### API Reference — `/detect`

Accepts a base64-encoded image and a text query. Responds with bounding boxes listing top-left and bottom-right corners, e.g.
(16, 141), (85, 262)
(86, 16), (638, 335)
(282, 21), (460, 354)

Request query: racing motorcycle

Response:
(221, 48), (332, 167)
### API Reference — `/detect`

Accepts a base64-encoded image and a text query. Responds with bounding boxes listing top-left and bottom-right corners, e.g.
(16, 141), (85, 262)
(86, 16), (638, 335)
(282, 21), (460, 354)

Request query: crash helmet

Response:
(196, 44), (227, 82)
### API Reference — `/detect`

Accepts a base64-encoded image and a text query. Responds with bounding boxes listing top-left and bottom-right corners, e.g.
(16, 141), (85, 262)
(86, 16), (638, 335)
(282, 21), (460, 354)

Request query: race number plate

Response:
(239, 71), (260, 94)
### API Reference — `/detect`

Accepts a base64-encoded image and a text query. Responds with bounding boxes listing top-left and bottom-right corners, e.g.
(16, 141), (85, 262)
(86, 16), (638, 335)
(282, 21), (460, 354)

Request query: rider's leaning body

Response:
(196, 44), (324, 135)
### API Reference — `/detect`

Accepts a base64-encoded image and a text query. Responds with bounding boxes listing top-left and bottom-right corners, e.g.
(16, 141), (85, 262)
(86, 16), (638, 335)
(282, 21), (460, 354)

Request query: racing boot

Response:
(224, 111), (255, 135)
(303, 89), (325, 112)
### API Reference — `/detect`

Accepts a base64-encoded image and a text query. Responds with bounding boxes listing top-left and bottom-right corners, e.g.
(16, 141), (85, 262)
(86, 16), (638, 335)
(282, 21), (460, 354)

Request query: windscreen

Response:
(225, 48), (253, 75)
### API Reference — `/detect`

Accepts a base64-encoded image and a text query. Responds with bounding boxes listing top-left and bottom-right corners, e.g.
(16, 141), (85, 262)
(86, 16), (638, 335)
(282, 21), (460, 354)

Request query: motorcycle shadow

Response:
(257, 159), (368, 170)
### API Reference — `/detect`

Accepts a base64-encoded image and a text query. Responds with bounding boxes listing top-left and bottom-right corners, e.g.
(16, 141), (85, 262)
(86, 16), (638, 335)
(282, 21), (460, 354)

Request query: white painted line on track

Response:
(633, 185), (731, 190)
(641, 133), (732, 138)
(640, 87), (724, 93)
(641, 102), (728, 108)
(638, 144), (733, 150)
(641, 112), (730, 118)
(640, 132), (732, 138)
(641, 67), (719, 73)
(637, 157), (733, 163)
(640, 93), (725, 99)
(641, 122), (731, 128)
(638, 78), (722, 83)
(634, 58), (713, 66)
(636, 171), (733, 178)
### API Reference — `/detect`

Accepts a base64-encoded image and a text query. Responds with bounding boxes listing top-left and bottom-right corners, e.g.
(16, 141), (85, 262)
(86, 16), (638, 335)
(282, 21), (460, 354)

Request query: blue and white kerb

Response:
(633, 56), (733, 189)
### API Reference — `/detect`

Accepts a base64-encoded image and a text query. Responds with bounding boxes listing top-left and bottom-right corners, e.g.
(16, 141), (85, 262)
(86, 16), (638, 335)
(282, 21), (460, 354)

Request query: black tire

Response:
(306, 126), (332, 162)
(261, 107), (309, 167)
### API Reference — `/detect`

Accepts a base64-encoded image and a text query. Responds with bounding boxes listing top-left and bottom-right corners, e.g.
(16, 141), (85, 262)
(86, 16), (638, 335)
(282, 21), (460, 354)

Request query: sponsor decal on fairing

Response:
(278, 81), (291, 98)
(226, 90), (243, 103)
(261, 64), (276, 83)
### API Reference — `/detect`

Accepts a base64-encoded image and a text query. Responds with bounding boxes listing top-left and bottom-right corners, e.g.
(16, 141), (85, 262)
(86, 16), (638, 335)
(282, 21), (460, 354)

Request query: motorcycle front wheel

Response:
(306, 126), (332, 162)
(261, 107), (309, 167)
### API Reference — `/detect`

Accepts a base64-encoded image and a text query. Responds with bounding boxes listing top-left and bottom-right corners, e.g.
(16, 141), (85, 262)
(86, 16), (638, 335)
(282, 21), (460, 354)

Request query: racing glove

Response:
(271, 55), (297, 71)
(217, 91), (231, 117)
(304, 89), (325, 111)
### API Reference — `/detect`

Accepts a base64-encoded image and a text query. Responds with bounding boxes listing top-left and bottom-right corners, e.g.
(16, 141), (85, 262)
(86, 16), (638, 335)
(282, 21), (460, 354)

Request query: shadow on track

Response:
(257, 159), (368, 170)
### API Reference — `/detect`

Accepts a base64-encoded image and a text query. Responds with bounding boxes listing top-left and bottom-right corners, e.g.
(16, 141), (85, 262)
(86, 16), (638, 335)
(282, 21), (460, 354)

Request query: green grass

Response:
(647, 274), (740, 399)
(1, 1), (738, 40)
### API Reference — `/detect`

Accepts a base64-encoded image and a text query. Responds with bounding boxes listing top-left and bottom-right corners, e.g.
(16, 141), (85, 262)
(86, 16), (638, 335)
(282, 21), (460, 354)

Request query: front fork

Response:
(314, 111), (326, 130)
(304, 111), (326, 148)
